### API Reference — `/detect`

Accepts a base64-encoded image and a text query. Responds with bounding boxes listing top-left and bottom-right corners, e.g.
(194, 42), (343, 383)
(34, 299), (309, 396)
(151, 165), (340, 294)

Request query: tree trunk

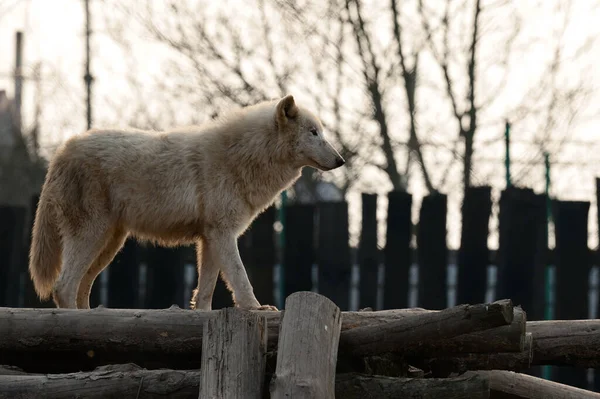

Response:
(199, 307), (267, 399)
(471, 370), (600, 399)
(270, 292), (342, 399)
(339, 299), (514, 356)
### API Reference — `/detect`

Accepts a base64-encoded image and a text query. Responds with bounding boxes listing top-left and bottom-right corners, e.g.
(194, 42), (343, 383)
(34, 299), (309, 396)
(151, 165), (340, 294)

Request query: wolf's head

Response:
(274, 95), (345, 171)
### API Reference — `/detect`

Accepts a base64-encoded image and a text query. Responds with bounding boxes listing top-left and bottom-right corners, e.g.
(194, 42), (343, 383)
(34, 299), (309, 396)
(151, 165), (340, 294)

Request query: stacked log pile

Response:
(1, 292), (599, 398)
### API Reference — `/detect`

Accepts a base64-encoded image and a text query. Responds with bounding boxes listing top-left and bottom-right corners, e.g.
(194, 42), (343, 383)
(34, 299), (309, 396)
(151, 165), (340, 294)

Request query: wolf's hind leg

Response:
(77, 229), (127, 309)
(53, 225), (112, 309)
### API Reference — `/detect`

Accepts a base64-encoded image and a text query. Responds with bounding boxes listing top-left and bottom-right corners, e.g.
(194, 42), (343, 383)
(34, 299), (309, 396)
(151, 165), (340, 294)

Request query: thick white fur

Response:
(28, 95), (345, 310)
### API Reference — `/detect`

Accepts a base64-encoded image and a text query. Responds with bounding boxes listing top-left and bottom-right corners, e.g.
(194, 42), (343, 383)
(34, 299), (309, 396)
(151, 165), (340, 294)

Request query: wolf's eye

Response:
(310, 128), (318, 136)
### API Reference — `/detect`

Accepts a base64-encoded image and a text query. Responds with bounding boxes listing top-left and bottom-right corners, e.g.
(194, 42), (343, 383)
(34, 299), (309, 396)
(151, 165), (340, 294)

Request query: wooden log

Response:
(413, 333), (533, 376)
(270, 292), (342, 399)
(199, 307), (266, 399)
(528, 319), (600, 368)
(0, 301), (521, 373)
(0, 363), (199, 399)
(0, 364), (492, 399)
(471, 370), (600, 399)
(339, 299), (514, 356)
(335, 372), (490, 399)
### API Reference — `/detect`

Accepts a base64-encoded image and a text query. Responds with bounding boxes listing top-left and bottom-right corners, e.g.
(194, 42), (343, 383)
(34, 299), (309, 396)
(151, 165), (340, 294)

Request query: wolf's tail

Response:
(29, 193), (62, 300)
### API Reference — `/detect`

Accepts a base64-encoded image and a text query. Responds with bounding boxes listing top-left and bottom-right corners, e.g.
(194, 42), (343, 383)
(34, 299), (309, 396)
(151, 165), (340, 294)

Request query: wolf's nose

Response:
(336, 158), (345, 167)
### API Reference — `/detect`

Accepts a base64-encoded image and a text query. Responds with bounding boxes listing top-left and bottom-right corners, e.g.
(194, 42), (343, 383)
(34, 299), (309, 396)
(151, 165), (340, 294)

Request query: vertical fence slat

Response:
(246, 206), (276, 307)
(497, 188), (547, 321)
(383, 191), (412, 310)
(552, 199), (591, 389)
(457, 186), (492, 305)
(596, 178), (600, 393)
(143, 246), (189, 309)
(417, 194), (448, 310)
(283, 203), (315, 297)
(317, 201), (351, 310)
(0, 205), (26, 307)
(358, 193), (378, 309)
(106, 238), (142, 309)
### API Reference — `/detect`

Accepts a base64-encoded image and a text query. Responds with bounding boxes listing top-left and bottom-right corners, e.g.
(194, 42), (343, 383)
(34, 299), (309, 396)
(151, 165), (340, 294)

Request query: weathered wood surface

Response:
(528, 319), (600, 368)
(270, 292), (342, 399)
(472, 370), (600, 399)
(0, 363), (199, 399)
(413, 333), (533, 376)
(335, 372), (490, 399)
(0, 301), (519, 373)
(0, 365), (496, 399)
(199, 307), (266, 399)
(339, 299), (514, 356)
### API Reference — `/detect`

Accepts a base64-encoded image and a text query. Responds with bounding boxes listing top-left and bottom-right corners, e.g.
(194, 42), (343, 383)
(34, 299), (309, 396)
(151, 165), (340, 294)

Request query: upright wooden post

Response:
(457, 186), (492, 305)
(283, 204), (316, 296)
(246, 206), (276, 306)
(359, 193), (378, 309)
(552, 199), (591, 389)
(317, 201), (351, 310)
(270, 291), (342, 399)
(383, 191), (412, 309)
(199, 307), (267, 399)
(417, 193), (448, 310)
(143, 246), (188, 309)
(106, 239), (142, 309)
(497, 187), (547, 321)
(0, 205), (26, 307)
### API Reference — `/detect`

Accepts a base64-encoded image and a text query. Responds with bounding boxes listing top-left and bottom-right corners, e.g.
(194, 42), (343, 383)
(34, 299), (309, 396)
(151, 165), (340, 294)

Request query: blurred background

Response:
(1, 0), (600, 390)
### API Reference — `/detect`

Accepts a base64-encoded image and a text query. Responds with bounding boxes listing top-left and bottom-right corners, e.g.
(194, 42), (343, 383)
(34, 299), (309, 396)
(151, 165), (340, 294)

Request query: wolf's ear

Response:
(276, 95), (299, 126)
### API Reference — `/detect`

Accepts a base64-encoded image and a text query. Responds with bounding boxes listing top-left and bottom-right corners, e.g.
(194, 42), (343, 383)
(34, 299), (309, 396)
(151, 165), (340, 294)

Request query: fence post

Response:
(270, 291), (341, 399)
(0, 205), (27, 307)
(106, 238), (142, 309)
(417, 193), (448, 310)
(358, 193), (378, 309)
(552, 199), (591, 389)
(246, 206), (276, 307)
(143, 246), (189, 309)
(283, 203), (315, 297)
(200, 307), (267, 398)
(496, 187), (547, 321)
(317, 201), (351, 310)
(383, 191), (412, 309)
(457, 186), (492, 305)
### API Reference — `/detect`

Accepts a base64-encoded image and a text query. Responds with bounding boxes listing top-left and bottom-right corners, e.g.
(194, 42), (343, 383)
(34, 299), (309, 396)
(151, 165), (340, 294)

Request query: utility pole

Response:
(504, 121), (511, 188)
(14, 31), (23, 134)
(84, 0), (93, 130)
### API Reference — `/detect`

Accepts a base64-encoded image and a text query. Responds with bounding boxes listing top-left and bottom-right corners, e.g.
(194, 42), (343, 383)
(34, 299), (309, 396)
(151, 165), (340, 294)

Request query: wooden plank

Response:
(472, 370), (600, 399)
(0, 205), (27, 307)
(283, 204), (316, 296)
(270, 291), (341, 399)
(200, 307), (267, 399)
(457, 186), (492, 305)
(383, 191), (412, 309)
(417, 193), (448, 310)
(358, 193), (378, 309)
(317, 202), (351, 310)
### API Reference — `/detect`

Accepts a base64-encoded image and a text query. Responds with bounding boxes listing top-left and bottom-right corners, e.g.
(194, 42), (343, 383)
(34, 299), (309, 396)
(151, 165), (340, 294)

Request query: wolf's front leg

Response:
(207, 231), (278, 311)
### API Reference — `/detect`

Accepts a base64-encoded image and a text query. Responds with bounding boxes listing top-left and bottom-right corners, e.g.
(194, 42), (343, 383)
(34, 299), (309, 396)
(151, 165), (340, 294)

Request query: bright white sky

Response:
(1, 0), (600, 250)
